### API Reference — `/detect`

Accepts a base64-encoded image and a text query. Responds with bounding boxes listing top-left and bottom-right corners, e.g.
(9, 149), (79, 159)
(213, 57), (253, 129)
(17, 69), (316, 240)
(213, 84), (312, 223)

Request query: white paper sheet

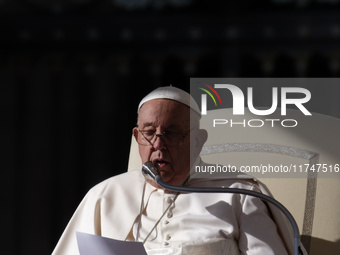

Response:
(76, 232), (147, 255)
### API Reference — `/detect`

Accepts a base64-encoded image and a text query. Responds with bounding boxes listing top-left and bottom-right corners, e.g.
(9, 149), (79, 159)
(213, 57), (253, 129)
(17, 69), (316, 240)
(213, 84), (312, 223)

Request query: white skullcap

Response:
(138, 86), (201, 116)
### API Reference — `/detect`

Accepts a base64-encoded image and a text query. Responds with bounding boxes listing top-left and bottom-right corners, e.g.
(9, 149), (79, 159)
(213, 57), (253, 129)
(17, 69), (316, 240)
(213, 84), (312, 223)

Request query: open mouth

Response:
(153, 160), (169, 169)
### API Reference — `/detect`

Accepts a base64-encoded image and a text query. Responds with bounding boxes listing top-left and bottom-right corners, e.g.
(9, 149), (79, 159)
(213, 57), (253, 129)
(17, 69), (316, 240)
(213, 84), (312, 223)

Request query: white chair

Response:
(128, 108), (340, 254)
(198, 108), (340, 255)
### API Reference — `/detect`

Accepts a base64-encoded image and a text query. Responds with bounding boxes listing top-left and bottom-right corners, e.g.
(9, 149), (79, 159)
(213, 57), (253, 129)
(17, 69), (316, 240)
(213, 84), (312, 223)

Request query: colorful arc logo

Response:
(198, 83), (222, 107)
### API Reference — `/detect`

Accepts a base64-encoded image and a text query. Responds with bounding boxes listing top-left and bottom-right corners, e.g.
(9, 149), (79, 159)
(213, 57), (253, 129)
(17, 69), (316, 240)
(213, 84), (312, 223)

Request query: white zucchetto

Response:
(138, 86), (201, 116)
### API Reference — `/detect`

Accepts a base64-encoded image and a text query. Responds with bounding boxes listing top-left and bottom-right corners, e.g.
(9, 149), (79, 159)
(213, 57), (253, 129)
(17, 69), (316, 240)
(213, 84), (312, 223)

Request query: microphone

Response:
(142, 161), (302, 255)
(141, 161), (159, 182)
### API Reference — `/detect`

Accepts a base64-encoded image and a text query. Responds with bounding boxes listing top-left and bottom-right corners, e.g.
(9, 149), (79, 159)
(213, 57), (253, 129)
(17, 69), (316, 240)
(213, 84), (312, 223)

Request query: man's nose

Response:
(152, 134), (167, 150)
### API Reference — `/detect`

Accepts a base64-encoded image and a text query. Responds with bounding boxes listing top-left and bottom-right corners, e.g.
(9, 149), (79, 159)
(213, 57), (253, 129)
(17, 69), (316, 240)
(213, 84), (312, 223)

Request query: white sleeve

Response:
(237, 185), (289, 255)
(51, 188), (102, 255)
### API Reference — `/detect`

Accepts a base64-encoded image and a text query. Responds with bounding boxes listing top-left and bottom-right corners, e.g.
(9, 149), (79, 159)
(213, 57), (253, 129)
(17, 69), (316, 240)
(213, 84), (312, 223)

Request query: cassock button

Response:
(166, 197), (173, 203)
(166, 234), (171, 240)
(167, 212), (173, 218)
(163, 242), (169, 246)
(164, 220), (169, 225)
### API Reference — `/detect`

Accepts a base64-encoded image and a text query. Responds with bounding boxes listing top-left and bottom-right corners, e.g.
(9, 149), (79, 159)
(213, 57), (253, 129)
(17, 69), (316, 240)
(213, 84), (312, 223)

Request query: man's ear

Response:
(132, 127), (138, 141)
(192, 129), (208, 157)
(198, 128), (208, 148)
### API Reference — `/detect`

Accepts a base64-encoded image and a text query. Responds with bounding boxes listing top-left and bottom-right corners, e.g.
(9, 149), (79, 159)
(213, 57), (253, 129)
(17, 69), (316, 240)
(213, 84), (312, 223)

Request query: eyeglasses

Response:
(134, 127), (196, 147)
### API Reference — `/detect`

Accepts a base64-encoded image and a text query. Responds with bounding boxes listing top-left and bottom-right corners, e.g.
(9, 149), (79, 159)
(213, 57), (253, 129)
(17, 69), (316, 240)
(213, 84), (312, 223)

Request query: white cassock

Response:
(52, 160), (295, 255)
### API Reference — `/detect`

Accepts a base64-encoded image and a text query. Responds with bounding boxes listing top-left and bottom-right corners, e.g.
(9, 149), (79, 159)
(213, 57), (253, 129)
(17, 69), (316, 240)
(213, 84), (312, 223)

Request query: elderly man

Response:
(52, 86), (292, 255)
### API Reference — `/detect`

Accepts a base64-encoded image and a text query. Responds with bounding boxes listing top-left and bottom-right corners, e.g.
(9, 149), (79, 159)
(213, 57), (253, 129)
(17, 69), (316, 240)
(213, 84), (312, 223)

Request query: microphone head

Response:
(142, 161), (159, 181)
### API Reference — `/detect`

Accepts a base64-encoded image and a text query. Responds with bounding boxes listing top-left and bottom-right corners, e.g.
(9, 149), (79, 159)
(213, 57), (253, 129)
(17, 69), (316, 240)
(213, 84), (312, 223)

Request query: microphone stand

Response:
(142, 162), (301, 255)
